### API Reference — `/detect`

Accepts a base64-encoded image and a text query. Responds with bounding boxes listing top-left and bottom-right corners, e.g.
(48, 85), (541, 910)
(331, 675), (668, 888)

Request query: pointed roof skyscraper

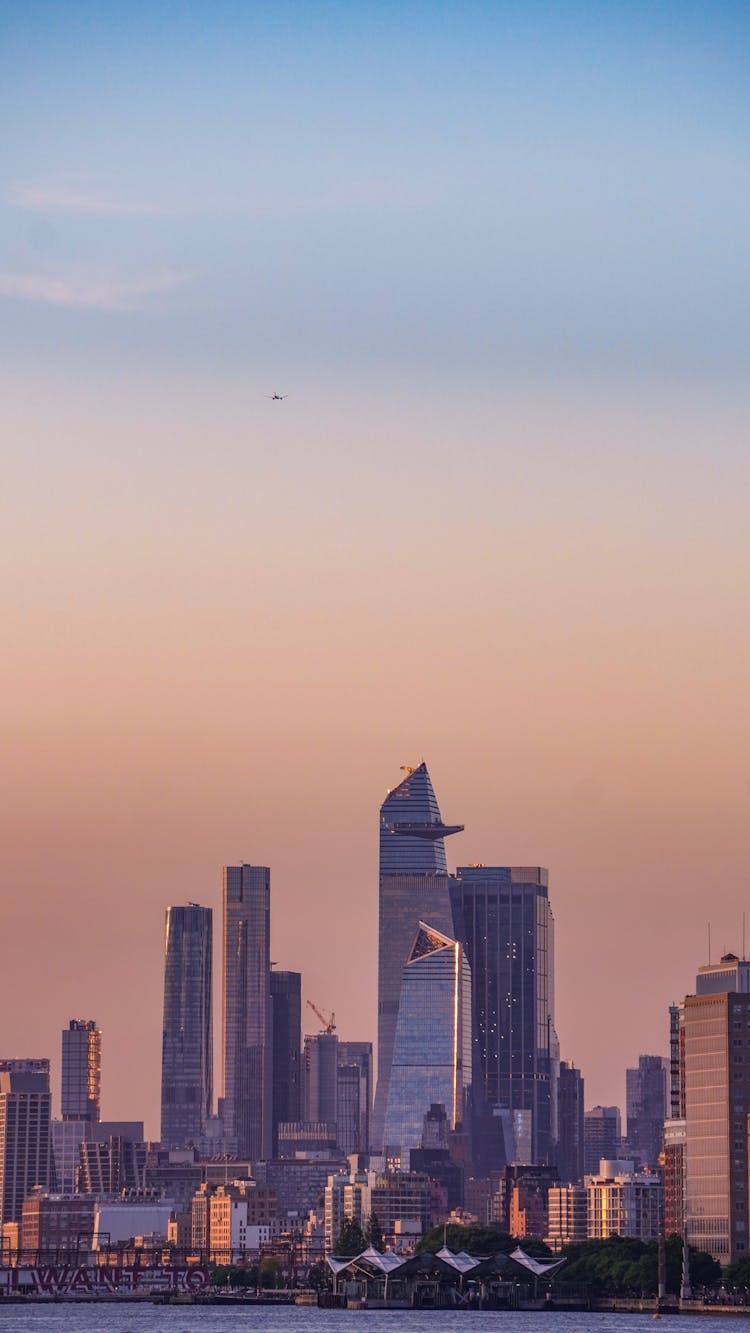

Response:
(379, 762), (463, 877)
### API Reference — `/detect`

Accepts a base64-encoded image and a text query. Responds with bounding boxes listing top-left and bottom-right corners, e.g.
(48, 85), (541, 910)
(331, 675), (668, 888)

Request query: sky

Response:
(0, 1), (748, 1138)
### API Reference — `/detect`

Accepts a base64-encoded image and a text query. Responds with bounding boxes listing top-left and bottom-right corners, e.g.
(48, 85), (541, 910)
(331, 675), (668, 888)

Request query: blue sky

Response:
(2, 0), (748, 385)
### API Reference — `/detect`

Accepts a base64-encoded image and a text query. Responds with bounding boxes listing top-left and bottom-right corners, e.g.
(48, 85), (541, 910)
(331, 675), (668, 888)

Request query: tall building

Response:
(696, 953), (750, 995)
(684, 989), (750, 1264)
(221, 864), (271, 1160)
(61, 1021), (101, 1123)
(303, 1033), (338, 1126)
(382, 922), (471, 1163)
(557, 1061), (585, 1183)
(373, 764), (463, 1150)
(337, 1042), (372, 1156)
(270, 970), (301, 1155)
(583, 1106), (621, 1176)
(625, 1055), (667, 1167)
(451, 865), (558, 1166)
(0, 1060), (52, 1227)
(160, 904), (213, 1149)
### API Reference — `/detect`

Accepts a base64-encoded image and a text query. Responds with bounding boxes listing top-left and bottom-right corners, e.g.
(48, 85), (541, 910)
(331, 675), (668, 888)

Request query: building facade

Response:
(583, 1106), (622, 1177)
(222, 864), (272, 1159)
(587, 1162), (664, 1241)
(337, 1041), (372, 1156)
(557, 1061), (585, 1183)
(0, 1060), (52, 1227)
(546, 1184), (588, 1251)
(303, 1032), (338, 1127)
(373, 764), (463, 1150)
(684, 990), (750, 1264)
(626, 1055), (667, 1167)
(270, 970), (301, 1155)
(61, 1021), (101, 1124)
(161, 904), (213, 1149)
(451, 865), (558, 1166)
(382, 922), (471, 1164)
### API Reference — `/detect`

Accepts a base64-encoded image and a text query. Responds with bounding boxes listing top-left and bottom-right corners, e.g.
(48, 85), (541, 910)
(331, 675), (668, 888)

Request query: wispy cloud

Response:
(8, 174), (431, 221)
(0, 267), (191, 312)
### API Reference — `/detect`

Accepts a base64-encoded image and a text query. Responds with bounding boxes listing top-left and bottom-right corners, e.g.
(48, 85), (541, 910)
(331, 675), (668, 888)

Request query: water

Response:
(0, 1312), (735, 1333)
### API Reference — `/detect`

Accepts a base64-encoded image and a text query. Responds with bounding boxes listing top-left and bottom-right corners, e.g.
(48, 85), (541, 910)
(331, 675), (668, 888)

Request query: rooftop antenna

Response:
(744, 913), (746, 962)
(708, 922), (711, 965)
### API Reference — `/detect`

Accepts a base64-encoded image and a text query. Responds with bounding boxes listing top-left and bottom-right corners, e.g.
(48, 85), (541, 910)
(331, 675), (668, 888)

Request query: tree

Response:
(259, 1256), (283, 1289)
(561, 1236), (721, 1295)
(365, 1212), (384, 1252)
(418, 1223), (516, 1255)
(307, 1261), (330, 1292)
(334, 1216), (367, 1256)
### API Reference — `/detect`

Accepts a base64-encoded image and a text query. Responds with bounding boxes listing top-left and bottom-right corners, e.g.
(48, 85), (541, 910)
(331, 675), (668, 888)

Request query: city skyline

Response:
(2, 1), (748, 1139)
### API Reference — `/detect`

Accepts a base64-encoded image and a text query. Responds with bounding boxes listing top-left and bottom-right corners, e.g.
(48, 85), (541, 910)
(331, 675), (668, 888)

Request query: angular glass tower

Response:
(450, 865), (558, 1166)
(61, 1020), (101, 1124)
(373, 763), (463, 1149)
(160, 904), (213, 1149)
(221, 864), (271, 1159)
(382, 922), (471, 1162)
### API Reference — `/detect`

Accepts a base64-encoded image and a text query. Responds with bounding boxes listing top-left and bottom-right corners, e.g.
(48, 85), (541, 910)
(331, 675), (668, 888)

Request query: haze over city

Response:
(1, 0), (749, 1140)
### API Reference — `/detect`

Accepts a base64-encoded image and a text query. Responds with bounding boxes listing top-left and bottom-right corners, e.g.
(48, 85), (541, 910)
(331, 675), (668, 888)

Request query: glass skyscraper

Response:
(61, 1019), (101, 1124)
(625, 1054), (667, 1167)
(382, 922), (471, 1162)
(373, 763), (463, 1150)
(450, 865), (558, 1166)
(160, 904), (213, 1149)
(270, 970), (301, 1156)
(221, 864), (271, 1159)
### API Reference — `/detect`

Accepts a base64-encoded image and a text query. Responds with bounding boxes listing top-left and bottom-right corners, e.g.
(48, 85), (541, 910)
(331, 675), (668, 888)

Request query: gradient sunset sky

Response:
(1, 1), (748, 1136)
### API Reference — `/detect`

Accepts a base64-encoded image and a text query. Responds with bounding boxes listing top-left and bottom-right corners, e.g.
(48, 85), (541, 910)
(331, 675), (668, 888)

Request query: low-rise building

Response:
(587, 1160), (664, 1241)
(545, 1184), (588, 1252)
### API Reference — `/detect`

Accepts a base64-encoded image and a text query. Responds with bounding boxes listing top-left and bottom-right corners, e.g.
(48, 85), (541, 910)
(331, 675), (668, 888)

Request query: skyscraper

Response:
(61, 1020), (101, 1123)
(221, 864), (271, 1159)
(583, 1106), (622, 1176)
(270, 970), (301, 1156)
(337, 1042), (372, 1155)
(303, 1032), (338, 1125)
(382, 922), (472, 1163)
(0, 1060), (52, 1226)
(450, 865), (558, 1166)
(160, 904), (213, 1149)
(684, 989), (750, 1264)
(557, 1061), (585, 1183)
(625, 1054), (667, 1168)
(373, 763), (463, 1149)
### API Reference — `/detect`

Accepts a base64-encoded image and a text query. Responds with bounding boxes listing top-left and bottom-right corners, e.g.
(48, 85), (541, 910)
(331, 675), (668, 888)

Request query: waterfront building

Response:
(509, 1180), (549, 1240)
(451, 865), (558, 1166)
(583, 1106), (622, 1176)
(381, 922), (471, 1165)
(663, 1116), (687, 1237)
(337, 1041), (372, 1155)
(61, 1020), (101, 1124)
(20, 1188), (96, 1262)
(221, 864), (272, 1159)
(684, 989), (750, 1264)
(587, 1160), (664, 1241)
(557, 1061), (585, 1183)
(545, 1183), (588, 1251)
(0, 1060), (52, 1227)
(373, 764), (463, 1150)
(626, 1054), (668, 1167)
(160, 904), (213, 1149)
(270, 970), (301, 1154)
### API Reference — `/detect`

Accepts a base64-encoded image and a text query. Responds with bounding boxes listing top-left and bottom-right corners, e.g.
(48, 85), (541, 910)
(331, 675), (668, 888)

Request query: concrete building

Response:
(0, 1060), (52, 1227)
(382, 922), (471, 1165)
(626, 1055), (667, 1167)
(160, 904), (213, 1150)
(546, 1184), (588, 1252)
(451, 865), (558, 1167)
(373, 764), (463, 1151)
(557, 1061), (585, 1183)
(684, 989), (750, 1264)
(221, 864), (272, 1160)
(61, 1021), (101, 1124)
(20, 1188), (96, 1262)
(587, 1160), (664, 1242)
(270, 970), (301, 1155)
(583, 1106), (622, 1176)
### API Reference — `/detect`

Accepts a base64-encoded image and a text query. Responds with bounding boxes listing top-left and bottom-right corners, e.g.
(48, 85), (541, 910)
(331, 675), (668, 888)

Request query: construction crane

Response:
(306, 1000), (336, 1035)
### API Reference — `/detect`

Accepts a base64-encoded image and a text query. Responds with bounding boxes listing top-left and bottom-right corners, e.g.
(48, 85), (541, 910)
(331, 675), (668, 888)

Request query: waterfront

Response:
(0, 1313), (745, 1333)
